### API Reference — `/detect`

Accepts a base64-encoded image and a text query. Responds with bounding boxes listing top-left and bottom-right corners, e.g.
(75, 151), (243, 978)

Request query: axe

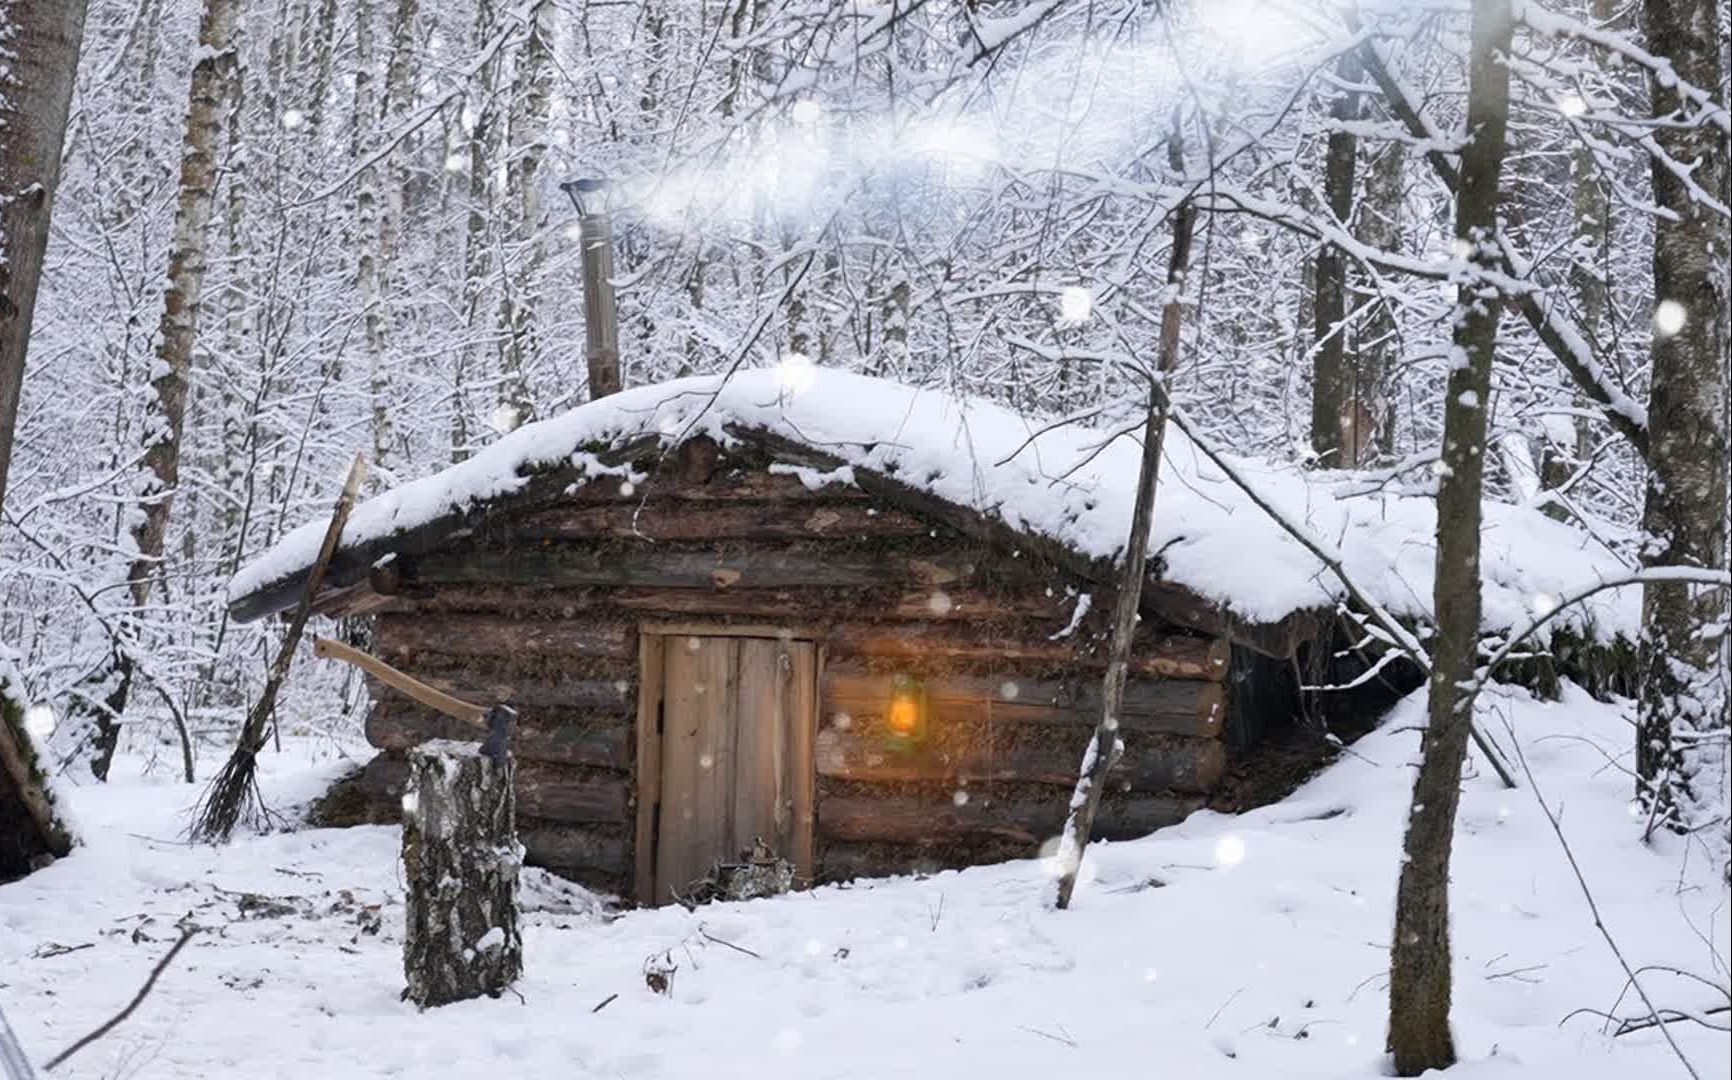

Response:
(313, 637), (514, 764)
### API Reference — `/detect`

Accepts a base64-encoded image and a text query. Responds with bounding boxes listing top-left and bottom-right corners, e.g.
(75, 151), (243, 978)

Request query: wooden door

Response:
(638, 630), (817, 905)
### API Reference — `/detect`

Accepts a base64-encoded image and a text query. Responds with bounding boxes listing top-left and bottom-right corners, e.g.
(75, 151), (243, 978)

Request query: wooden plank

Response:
(374, 613), (633, 660)
(510, 502), (929, 542)
(412, 547), (983, 591)
(824, 623), (1230, 680)
(656, 634), (739, 901)
(818, 792), (1199, 845)
(633, 632), (663, 905)
(791, 642), (819, 884)
(365, 703), (632, 769)
(814, 725), (1227, 792)
(732, 637), (790, 858)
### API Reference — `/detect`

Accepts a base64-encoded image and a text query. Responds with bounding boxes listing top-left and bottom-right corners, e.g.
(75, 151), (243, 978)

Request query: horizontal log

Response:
(510, 502), (929, 542)
(819, 792), (1198, 845)
(815, 726), (1226, 792)
(824, 662), (1224, 723)
(824, 623), (1230, 680)
(366, 703), (633, 769)
(366, 671), (633, 711)
(824, 685), (1223, 740)
(646, 470), (873, 502)
(374, 614), (633, 661)
(517, 820), (627, 876)
(613, 586), (1074, 622)
(357, 753), (630, 825)
(412, 546), (984, 591)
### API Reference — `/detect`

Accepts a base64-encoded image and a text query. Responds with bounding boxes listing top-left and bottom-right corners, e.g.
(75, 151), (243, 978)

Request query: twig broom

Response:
(190, 454), (367, 841)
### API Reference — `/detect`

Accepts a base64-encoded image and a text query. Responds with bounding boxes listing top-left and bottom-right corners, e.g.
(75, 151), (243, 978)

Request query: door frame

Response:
(634, 621), (822, 904)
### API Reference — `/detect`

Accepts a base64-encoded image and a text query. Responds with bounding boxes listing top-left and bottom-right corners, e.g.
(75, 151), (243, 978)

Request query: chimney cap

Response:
(560, 177), (609, 215)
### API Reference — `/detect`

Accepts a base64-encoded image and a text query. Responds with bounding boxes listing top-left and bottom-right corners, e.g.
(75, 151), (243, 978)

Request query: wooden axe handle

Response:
(312, 637), (486, 726)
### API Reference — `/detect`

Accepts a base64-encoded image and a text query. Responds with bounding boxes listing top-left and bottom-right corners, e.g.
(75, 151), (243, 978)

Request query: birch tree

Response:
(496, 0), (551, 427)
(59, 0), (242, 780)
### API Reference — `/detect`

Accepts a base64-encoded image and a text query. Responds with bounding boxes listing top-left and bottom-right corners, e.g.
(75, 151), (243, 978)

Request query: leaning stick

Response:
(191, 454), (367, 841)
(311, 638), (486, 726)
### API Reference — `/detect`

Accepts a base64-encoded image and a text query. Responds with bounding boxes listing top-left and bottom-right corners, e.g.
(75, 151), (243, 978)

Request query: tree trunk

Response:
(0, 0), (91, 515)
(1054, 128), (1195, 910)
(1311, 50), (1362, 467)
(496, 0), (552, 427)
(402, 741), (523, 1007)
(370, 0), (422, 480)
(354, 0), (390, 478)
(1387, 2), (1511, 1074)
(454, 0), (501, 462)
(1635, 0), (1730, 840)
(61, 0), (241, 781)
(1353, 138), (1403, 463)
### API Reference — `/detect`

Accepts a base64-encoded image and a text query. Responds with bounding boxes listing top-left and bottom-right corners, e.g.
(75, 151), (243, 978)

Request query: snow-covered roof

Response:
(228, 369), (1638, 644)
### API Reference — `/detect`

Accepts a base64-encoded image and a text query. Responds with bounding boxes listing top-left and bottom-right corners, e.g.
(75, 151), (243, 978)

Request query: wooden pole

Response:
(1054, 123), (1195, 910)
(567, 179), (622, 400)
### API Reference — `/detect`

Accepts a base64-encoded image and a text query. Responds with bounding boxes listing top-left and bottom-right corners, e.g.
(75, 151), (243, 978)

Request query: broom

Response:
(191, 454), (368, 841)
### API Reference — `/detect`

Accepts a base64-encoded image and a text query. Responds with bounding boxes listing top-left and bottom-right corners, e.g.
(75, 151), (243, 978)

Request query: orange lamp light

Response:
(886, 676), (927, 743)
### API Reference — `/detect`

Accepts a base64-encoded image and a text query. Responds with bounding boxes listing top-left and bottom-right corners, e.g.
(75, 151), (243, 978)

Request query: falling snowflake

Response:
(1058, 286), (1092, 323)
(1653, 299), (1687, 337)
(280, 109), (305, 130)
(790, 99), (823, 125)
(927, 590), (954, 616)
(1556, 94), (1587, 117)
(777, 352), (816, 393)
(23, 704), (55, 739)
(1214, 833), (1247, 867)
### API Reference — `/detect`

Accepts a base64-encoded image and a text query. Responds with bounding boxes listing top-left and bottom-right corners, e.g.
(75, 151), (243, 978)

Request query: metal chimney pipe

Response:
(562, 178), (622, 400)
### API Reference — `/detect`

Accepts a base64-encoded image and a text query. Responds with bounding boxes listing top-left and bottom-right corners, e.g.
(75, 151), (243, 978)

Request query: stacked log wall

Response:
(335, 452), (1237, 897)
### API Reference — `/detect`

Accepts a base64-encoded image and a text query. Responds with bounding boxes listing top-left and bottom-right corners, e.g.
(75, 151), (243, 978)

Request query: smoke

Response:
(610, 1), (1330, 235)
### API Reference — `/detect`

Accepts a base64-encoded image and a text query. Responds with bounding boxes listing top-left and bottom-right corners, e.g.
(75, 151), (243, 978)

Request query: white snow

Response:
(2, 685), (1726, 1078)
(230, 369), (1640, 643)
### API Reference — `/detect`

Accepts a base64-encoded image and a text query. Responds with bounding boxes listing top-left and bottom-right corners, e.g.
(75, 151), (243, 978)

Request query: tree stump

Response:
(401, 740), (522, 1007)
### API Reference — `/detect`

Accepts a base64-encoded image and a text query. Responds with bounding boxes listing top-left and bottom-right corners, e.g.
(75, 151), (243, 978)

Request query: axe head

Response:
(480, 705), (516, 766)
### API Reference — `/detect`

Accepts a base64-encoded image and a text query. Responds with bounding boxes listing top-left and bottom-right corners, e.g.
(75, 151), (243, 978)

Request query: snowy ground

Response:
(3, 685), (1727, 1079)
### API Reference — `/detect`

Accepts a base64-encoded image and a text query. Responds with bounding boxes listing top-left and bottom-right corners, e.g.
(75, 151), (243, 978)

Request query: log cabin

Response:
(227, 370), (1638, 905)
